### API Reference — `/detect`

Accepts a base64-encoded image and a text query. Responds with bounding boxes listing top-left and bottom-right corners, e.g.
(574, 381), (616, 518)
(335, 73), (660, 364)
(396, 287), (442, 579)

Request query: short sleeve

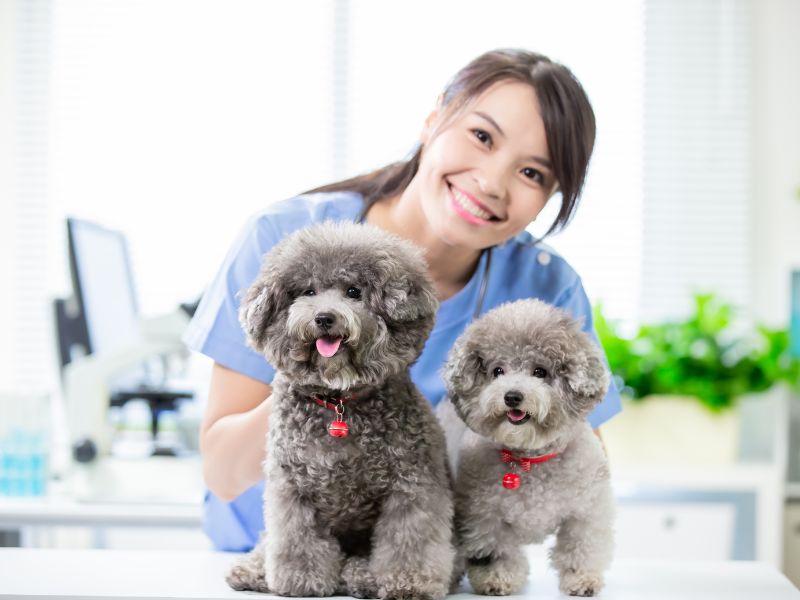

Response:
(553, 277), (622, 429)
(182, 214), (278, 384)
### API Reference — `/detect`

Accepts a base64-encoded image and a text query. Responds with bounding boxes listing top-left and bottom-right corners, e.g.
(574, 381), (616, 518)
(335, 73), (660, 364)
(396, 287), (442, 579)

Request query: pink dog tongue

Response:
(508, 409), (527, 422)
(315, 337), (342, 358)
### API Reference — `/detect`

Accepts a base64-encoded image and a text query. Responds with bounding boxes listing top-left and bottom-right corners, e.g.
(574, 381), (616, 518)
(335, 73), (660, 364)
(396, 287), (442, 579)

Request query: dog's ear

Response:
(404, 280), (439, 324)
(561, 332), (610, 413)
(238, 260), (289, 354)
(381, 269), (439, 325)
(443, 338), (486, 419)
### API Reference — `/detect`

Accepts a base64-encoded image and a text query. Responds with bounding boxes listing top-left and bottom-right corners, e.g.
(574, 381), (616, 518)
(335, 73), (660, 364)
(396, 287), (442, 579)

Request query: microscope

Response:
(54, 218), (197, 463)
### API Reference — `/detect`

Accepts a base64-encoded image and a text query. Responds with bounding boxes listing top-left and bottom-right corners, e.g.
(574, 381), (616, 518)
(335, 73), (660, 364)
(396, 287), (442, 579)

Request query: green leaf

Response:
(594, 292), (800, 411)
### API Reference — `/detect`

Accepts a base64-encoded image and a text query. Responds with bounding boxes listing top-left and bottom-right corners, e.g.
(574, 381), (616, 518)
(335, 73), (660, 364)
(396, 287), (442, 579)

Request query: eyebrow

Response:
(474, 111), (553, 170)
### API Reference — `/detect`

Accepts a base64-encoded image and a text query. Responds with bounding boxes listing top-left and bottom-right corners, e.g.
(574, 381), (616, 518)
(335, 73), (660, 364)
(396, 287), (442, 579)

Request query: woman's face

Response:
(414, 80), (556, 250)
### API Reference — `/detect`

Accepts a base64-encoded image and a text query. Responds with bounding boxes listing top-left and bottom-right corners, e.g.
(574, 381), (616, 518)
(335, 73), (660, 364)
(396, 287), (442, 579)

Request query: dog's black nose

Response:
(504, 391), (523, 408)
(315, 312), (336, 329)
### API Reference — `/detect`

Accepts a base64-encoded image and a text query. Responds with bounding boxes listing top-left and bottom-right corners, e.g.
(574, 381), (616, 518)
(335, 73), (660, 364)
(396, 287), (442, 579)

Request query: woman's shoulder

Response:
(493, 230), (582, 301)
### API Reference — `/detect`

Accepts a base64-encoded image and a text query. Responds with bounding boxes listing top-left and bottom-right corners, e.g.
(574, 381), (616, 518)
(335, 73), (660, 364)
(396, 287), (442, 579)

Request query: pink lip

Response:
(448, 185), (493, 226)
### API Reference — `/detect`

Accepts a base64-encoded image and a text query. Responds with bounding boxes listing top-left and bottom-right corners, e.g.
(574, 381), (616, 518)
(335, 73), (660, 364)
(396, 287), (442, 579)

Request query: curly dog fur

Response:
(226, 221), (457, 599)
(443, 299), (615, 597)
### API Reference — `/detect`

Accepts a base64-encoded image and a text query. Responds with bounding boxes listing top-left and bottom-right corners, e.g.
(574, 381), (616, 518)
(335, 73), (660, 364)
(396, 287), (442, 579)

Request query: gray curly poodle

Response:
(226, 221), (457, 599)
(443, 299), (615, 597)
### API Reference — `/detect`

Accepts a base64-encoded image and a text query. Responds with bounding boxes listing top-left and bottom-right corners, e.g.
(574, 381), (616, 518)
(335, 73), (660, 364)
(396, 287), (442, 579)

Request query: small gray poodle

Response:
(443, 299), (614, 597)
(226, 221), (456, 600)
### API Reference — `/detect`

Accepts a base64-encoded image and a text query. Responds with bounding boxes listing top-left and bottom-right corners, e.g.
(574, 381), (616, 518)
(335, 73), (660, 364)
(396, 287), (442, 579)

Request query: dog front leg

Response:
(370, 487), (455, 600)
(226, 533), (270, 592)
(264, 481), (344, 596)
(549, 508), (614, 597)
(466, 545), (528, 596)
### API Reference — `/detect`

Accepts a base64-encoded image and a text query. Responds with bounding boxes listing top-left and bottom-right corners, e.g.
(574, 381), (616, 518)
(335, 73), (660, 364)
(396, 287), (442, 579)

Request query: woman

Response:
(184, 48), (621, 551)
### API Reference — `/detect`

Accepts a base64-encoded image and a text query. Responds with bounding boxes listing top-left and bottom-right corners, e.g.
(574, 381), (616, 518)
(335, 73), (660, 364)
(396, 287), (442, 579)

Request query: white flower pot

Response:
(602, 395), (740, 465)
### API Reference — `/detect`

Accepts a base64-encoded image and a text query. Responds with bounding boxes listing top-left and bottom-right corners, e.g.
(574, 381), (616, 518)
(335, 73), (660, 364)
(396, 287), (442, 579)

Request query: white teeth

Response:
(452, 187), (492, 220)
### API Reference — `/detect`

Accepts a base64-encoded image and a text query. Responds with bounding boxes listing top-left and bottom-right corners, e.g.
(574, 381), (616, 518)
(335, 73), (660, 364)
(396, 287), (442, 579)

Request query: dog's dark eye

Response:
(346, 286), (362, 300)
(533, 367), (547, 378)
(492, 367), (504, 378)
(302, 289), (316, 297)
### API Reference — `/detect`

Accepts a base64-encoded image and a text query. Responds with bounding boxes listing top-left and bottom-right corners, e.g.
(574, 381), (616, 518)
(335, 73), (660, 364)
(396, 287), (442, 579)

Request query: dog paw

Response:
(268, 572), (338, 598)
(340, 556), (379, 599)
(379, 577), (448, 600)
(379, 586), (437, 600)
(226, 562), (270, 593)
(468, 571), (518, 596)
(467, 557), (527, 596)
(559, 570), (604, 597)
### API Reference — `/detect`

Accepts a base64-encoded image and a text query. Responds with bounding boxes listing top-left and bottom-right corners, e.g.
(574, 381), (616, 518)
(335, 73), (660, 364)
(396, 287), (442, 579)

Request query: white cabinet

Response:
(615, 502), (736, 560)
(610, 463), (784, 566)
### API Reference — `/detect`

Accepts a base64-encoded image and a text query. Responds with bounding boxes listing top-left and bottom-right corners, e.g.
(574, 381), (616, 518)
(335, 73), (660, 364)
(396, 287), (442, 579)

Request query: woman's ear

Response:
(420, 95), (444, 145)
(420, 111), (438, 145)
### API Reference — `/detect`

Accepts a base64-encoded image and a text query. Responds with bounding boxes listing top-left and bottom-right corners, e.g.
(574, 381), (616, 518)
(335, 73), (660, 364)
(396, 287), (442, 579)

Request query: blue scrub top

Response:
(183, 191), (622, 551)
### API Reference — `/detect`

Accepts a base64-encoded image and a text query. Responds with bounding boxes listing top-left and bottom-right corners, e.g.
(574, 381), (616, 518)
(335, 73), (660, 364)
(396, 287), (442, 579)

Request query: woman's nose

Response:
(474, 163), (507, 199)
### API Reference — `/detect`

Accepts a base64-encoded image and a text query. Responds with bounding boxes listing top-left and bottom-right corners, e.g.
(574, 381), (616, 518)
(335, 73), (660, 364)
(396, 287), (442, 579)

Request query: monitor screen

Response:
(67, 218), (142, 357)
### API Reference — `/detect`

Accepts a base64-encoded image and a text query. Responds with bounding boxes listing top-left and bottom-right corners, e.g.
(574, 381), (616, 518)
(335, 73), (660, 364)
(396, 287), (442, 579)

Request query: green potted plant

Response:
(594, 293), (800, 464)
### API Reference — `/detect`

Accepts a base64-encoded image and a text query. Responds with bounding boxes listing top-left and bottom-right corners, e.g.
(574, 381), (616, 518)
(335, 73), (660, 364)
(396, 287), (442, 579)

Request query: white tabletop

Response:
(0, 456), (203, 529)
(0, 496), (201, 528)
(0, 548), (797, 600)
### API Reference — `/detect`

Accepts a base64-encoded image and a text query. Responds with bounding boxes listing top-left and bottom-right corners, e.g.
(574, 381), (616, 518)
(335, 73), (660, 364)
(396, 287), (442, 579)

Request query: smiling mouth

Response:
(506, 409), (531, 425)
(448, 184), (501, 224)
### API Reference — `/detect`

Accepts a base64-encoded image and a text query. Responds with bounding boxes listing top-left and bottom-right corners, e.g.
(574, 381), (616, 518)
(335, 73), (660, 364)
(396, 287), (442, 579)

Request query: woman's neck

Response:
(364, 193), (482, 301)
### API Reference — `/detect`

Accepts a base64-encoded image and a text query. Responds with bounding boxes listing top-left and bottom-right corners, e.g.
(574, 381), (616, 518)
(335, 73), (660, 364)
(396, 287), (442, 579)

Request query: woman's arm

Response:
(199, 363), (273, 501)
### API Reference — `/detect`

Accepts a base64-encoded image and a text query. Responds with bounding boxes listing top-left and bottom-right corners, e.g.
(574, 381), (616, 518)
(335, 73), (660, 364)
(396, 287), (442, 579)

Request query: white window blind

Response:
(0, 0), (54, 393)
(640, 0), (753, 322)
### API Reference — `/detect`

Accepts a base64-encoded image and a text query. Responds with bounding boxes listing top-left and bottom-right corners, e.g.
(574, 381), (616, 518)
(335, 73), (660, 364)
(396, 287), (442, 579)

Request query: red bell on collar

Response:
(312, 394), (353, 438)
(328, 420), (349, 438)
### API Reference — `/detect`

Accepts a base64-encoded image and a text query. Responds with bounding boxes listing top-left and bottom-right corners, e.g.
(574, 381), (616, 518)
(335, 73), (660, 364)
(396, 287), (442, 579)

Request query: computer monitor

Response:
(55, 218), (142, 372)
(72, 218), (141, 355)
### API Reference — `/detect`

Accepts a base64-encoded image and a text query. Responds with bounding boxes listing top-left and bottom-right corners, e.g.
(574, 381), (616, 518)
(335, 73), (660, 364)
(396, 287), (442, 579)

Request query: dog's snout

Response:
(504, 391), (523, 408)
(314, 312), (336, 329)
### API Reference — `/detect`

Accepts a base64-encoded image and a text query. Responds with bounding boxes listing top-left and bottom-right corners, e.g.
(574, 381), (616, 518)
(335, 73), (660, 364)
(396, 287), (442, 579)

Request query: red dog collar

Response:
(500, 448), (559, 489)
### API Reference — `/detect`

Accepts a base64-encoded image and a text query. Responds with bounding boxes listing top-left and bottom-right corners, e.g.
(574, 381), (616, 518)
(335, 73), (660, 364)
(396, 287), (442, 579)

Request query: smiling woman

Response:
(185, 48), (623, 553)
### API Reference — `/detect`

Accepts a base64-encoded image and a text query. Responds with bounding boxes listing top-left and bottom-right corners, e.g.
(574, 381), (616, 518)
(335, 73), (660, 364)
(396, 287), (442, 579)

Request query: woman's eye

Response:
(492, 366), (504, 378)
(533, 367), (547, 378)
(472, 128), (492, 146)
(302, 289), (316, 297)
(522, 167), (544, 184)
(346, 286), (362, 300)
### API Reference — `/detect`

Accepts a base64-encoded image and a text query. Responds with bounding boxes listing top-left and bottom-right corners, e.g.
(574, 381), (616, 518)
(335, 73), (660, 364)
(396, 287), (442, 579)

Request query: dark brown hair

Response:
(306, 49), (596, 239)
